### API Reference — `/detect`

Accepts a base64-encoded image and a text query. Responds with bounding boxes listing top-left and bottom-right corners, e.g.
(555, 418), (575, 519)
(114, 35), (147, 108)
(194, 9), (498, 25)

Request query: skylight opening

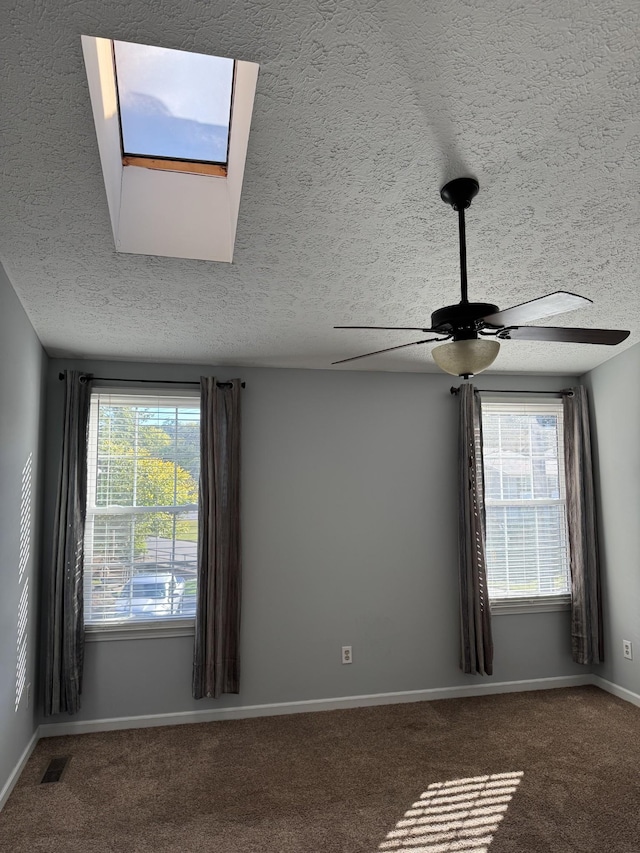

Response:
(112, 40), (235, 177)
(82, 34), (259, 260)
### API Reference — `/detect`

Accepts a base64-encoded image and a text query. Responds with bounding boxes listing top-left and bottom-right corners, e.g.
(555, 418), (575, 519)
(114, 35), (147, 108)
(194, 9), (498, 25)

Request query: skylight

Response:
(82, 35), (259, 261)
(113, 41), (234, 171)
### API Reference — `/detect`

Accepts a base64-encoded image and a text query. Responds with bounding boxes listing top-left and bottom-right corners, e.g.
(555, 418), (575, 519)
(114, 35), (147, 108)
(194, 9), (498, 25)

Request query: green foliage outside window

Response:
(94, 405), (199, 558)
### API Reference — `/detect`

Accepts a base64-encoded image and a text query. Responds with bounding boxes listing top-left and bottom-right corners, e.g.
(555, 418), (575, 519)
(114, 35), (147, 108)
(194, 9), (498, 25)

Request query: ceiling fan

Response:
(333, 177), (629, 378)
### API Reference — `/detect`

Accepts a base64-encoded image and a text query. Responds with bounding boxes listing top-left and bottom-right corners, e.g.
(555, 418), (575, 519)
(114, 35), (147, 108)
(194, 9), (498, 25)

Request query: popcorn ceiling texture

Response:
(1, 0), (639, 373)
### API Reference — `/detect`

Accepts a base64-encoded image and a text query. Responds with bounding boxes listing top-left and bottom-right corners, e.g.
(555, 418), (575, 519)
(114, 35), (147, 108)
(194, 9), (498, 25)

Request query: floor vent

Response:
(40, 756), (71, 784)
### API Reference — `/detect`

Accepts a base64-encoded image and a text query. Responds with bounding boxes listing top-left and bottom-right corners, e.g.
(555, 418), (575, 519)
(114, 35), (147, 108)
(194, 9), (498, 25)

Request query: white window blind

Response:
(84, 391), (200, 626)
(481, 399), (570, 601)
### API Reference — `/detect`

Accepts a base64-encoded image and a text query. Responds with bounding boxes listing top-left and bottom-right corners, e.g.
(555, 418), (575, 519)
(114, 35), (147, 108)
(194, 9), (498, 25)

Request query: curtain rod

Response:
(58, 373), (245, 389)
(450, 386), (574, 397)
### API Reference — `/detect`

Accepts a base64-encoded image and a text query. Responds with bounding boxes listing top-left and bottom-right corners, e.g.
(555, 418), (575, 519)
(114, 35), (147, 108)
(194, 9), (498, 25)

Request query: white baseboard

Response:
(0, 729), (39, 812)
(591, 675), (640, 708)
(4, 673), (635, 811)
(38, 674), (592, 738)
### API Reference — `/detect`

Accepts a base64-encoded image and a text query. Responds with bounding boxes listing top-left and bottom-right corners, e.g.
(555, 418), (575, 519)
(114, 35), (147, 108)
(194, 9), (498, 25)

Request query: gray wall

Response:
(0, 265), (47, 791)
(584, 345), (640, 696)
(42, 359), (585, 724)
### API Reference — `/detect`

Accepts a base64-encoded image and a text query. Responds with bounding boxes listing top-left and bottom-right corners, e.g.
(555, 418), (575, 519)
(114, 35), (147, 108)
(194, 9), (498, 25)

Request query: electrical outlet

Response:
(341, 645), (353, 665)
(623, 640), (633, 660)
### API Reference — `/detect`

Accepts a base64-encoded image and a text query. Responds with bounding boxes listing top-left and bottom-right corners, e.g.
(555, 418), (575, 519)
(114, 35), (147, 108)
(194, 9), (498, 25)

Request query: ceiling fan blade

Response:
(482, 291), (593, 327)
(335, 325), (440, 332)
(501, 326), (630, 345)
(332, 337), (447, 365)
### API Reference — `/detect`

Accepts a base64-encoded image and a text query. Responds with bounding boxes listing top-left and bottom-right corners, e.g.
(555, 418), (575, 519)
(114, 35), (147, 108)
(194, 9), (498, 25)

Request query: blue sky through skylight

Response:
(114, 41), (234, 163)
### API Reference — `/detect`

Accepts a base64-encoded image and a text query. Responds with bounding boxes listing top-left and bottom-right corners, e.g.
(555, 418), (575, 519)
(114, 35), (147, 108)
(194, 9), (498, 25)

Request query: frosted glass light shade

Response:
(432, 339), (500, 377)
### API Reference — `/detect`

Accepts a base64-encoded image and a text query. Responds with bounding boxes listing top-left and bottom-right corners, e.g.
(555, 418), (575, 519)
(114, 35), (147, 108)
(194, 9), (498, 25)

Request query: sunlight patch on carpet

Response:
(377, 771), (523, 852)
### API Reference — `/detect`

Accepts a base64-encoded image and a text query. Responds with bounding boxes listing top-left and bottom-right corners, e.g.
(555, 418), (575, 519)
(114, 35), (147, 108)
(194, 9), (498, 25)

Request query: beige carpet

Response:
(1, 686), (639, 852)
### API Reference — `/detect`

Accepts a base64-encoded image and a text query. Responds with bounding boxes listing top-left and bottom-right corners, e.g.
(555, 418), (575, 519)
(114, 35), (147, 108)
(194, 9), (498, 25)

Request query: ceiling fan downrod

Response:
(439, 177), (479, 306)
(433, 177), (498, 340)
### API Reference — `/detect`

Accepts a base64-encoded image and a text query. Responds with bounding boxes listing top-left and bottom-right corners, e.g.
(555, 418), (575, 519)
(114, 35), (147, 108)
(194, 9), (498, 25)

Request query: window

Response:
(481, 399), (570, 608)
(84, 392), (200, 627)
(113, 40), (235, 175)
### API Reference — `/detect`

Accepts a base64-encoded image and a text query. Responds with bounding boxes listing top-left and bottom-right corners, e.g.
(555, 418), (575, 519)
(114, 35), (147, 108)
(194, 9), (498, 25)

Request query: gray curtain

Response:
(193, 378), (242, 699)
(43, 370), (92, 716)
(458, 384), (493, 675)
(563, 386), (603, 664)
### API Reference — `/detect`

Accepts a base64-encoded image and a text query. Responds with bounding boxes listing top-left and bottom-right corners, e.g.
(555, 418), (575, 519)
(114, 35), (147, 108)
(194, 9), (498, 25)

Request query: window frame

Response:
(480, 395), (572, 615)
(112, 40), (236, 177)
(83, 387), (200, 640)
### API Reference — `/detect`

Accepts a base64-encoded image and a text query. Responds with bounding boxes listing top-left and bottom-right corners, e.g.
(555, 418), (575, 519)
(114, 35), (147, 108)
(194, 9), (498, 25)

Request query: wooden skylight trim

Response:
(121, 156), (228, 177)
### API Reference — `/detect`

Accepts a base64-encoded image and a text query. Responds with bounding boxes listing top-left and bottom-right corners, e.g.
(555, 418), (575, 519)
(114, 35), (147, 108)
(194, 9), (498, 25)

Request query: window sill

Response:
(490, 595), (571, 615)
(85, 620), (195, 642)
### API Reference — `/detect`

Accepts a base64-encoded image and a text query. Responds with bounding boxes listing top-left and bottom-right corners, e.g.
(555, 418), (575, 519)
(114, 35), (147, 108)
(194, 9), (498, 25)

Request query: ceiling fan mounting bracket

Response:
(440, 178), (480, 211)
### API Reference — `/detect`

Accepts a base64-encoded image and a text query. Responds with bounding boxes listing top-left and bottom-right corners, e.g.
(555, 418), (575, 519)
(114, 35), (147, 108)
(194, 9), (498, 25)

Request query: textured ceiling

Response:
(2, 0), (639, 374)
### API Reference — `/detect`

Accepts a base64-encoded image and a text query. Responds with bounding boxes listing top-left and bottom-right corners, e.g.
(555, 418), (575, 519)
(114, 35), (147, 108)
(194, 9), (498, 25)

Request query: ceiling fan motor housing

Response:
(431, 302), (499, 339)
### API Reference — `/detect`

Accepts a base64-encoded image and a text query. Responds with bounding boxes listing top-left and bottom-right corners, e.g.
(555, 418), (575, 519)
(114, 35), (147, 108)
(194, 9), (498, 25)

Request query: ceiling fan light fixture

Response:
(432, 339), (500, 378)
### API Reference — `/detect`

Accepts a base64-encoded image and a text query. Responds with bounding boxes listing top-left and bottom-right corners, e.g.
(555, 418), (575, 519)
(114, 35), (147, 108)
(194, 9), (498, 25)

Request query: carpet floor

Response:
(1, 686), (639, 852)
